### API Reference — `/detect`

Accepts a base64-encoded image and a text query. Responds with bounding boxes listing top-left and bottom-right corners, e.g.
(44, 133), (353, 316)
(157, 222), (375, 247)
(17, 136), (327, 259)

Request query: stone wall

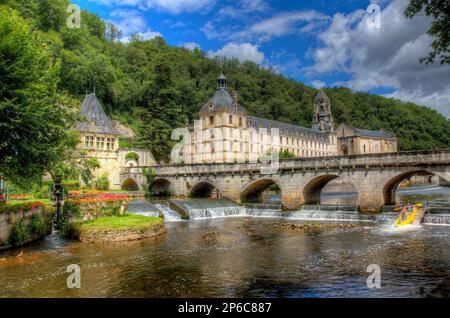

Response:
(0, 206), (50, 248)
(78, 222), (165, 243)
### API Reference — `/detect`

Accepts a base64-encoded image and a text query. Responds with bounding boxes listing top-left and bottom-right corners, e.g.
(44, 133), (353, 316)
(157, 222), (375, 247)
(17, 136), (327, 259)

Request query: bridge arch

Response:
(190, 181), (221, 198)
(121, 178), (139, 191)
(383, 169), (448, 205)
(240, 178), (281, 203)
(303, 174), (359, 205)
(149, 178), (173, 197)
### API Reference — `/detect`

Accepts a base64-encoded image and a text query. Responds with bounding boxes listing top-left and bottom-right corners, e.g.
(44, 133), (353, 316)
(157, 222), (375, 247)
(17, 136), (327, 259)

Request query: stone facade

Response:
(181, 74), (396, 164)
(336, 123), (397, 155)
(74, 93), (157, 190)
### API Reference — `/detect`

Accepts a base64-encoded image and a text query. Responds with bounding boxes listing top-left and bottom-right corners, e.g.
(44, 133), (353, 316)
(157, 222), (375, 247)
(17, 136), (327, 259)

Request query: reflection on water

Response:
(0, 217), (449, 298)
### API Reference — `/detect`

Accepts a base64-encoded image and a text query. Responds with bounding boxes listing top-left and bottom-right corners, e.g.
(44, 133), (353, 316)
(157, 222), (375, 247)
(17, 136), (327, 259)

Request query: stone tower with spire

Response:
(312, 89), (334, 133)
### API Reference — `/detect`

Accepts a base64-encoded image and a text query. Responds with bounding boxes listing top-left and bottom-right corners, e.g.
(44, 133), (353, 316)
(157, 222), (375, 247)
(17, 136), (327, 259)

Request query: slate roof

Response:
(339, 124), (396, 140)
(247, 116), (329, 141)
(353, 128), (396, 139)
(200, 74), (246, 113)
(75, 94), (121, 135)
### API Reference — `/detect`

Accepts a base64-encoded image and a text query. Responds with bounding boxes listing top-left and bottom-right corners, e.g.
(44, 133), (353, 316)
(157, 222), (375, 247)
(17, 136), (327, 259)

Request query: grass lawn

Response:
(79, 215), (163, 231)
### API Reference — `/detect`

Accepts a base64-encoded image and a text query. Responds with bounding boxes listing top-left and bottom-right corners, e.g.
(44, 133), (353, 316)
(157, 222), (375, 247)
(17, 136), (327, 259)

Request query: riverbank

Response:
(74, 215), (165, 243)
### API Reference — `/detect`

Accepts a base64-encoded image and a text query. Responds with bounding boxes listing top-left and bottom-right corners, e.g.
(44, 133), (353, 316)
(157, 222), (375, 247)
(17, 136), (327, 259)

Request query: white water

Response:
(154, 204), (184, 221)
(422, 214), (450, 225)
(128, 201), (161, 218)
(137, 199), (450, 225)
(172, 199), (377, 222)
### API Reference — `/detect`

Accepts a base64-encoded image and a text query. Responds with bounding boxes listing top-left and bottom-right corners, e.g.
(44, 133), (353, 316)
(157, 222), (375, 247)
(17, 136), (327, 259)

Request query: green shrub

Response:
(28, 213), (50, 237)
(125, 152), (139, 162)
(95, 173), (110, 191)
(62, 180), (81, 191)
(8, 219), (30, 247)
(119, 137), (132, 149)
(31, 183), (50, 199)
(59, 200), (81, 235)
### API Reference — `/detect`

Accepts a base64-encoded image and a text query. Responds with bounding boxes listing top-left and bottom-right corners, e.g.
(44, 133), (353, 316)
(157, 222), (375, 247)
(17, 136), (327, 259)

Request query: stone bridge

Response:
(120, 150), (450, 213)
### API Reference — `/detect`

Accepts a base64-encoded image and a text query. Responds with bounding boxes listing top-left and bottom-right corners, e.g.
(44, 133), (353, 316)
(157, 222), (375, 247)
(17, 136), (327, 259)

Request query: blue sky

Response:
(73, 0), (449, 117)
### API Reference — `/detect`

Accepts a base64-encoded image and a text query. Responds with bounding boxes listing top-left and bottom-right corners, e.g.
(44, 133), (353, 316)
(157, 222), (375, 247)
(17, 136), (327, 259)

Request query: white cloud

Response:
(92, 0), (216, 14)
(208, 42), (265, 64)
(182, 42), (201, 51)
(311, 80), (326, 89)
(110, 9), (147, 35)
(202, 10), (329, 43)
(217, 0), (269, 19)
(110, 9), (162, 43)
(306, 0), (450, 117)
(121, 30), (162, 43)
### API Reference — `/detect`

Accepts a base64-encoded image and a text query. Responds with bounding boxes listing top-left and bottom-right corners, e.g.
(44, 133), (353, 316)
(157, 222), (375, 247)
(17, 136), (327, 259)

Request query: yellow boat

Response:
(395, 204), (423, 227)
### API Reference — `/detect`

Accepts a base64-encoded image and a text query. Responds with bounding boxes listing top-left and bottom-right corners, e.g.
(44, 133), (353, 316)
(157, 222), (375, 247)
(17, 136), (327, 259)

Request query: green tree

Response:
(77, 154), (100, 187)
(0, 6), (76, 186)
(405, 0), (450, 64)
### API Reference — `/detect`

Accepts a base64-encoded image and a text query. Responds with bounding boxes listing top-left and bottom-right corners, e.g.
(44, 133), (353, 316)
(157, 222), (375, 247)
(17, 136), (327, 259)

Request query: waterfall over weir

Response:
(128, 201), (184, 221)
(128, 201), (161, 218)
(170, 199), (245, 220)
(130, 199), (450, 225)
(169, 199), (376, 222)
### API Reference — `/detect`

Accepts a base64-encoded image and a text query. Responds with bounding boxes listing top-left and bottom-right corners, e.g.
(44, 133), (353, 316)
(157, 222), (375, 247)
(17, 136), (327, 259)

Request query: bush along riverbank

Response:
(59, 195), (165, 243)
(0, 201), (53, 249)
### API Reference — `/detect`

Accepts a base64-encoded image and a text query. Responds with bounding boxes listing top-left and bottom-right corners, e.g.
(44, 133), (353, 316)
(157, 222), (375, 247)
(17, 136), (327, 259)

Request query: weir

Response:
(129, 197), (450, 225)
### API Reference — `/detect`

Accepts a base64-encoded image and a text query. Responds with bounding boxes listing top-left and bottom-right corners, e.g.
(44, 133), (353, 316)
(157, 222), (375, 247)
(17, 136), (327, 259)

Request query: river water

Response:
(1, 217), (449, 297)
(0, 186), (449, 298)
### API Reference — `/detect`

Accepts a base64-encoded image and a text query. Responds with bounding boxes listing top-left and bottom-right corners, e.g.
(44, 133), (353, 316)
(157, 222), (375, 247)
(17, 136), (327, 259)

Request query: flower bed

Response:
(73, 194), (129, 204)
(10, 194), (33, 200)
(0, 200), (46, 215)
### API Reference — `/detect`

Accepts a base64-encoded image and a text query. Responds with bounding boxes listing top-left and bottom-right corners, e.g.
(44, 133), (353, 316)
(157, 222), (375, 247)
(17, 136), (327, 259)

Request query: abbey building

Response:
(183, 74), (397, 163)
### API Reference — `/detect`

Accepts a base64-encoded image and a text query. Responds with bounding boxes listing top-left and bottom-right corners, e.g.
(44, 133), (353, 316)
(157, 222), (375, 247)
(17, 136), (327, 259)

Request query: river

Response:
(0, 186), (449, 298)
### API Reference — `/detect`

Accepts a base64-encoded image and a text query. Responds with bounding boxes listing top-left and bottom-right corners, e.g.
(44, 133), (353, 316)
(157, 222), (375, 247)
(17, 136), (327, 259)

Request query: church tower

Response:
(312, 89), (334, 133)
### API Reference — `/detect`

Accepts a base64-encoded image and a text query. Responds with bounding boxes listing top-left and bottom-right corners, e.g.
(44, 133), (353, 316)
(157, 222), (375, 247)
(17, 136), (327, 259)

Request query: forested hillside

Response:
(3, 0), (450, 161)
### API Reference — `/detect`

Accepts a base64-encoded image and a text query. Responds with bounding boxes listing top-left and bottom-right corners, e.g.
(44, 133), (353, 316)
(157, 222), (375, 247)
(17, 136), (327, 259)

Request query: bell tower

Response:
(313, 89), (334, 132)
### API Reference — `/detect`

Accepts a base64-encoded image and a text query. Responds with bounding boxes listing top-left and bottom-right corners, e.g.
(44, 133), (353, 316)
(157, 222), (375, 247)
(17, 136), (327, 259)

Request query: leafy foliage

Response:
(95, 173), (110, 190)
(8, 212), (51, 246)
(125, 152), (139, 162)
(279, 149), (297, 159)
(405, 0), (450, 64)
(0, 1), (448, 174)
(0, 5), (77, 186)
(59, 199), (81, 235)
(79, 157), (100, 187)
